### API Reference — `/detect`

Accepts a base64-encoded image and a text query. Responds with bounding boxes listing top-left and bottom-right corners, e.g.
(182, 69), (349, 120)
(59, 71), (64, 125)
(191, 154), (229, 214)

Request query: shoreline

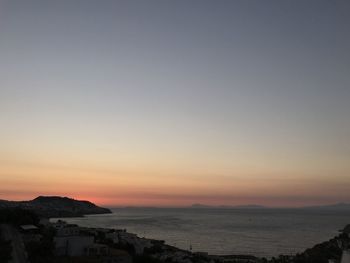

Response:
(50, 207), (350, 258)
(50, 218), (262, 263)
(48, 216), (350, 263)
(2, 206), (349, 263)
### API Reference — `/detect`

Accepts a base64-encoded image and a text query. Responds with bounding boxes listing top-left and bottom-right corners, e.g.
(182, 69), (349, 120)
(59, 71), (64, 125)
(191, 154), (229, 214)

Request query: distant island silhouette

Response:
(190, 203), (350, 210)
(190, 203), (266, 209)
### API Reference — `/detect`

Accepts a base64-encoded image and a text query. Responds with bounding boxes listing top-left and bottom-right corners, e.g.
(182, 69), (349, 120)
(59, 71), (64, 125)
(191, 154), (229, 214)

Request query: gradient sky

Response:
(0, 0), (349, 207)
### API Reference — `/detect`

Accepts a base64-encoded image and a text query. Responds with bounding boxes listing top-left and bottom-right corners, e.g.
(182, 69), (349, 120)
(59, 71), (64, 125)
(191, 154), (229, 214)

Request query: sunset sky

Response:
(0, 0), (349, 207)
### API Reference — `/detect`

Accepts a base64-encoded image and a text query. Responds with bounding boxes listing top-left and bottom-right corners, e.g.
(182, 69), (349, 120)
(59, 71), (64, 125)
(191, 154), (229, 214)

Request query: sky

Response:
(0, 0), (349, 207)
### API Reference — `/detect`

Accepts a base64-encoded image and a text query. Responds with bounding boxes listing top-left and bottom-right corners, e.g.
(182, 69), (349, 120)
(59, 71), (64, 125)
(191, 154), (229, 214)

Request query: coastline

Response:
(2, 205), (349, 263)
(48, 215), (350, 263)
(52, 206), (350, 257)
(49, 218), (262, 263)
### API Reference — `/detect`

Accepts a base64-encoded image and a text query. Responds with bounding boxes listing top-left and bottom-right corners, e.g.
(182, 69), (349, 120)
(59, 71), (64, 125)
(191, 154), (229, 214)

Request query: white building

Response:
(52, 220), (95, 256)
(54, 235), (94, 256)
(106, 231), (152, 255)
(341, 249), (350, 263)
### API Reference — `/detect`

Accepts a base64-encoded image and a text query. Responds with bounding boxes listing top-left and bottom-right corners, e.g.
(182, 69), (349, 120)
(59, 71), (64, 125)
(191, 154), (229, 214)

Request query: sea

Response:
(52, 207), (350, 258)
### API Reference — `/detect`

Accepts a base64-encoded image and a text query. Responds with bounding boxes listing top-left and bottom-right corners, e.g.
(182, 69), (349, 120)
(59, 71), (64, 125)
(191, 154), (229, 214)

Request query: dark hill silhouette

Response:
(0, 196), (111, 218)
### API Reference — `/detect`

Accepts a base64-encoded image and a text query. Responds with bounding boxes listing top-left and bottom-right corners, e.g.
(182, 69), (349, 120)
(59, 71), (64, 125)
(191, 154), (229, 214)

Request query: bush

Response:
(0, 239), (12, 263)
(0, 208), (39, 226)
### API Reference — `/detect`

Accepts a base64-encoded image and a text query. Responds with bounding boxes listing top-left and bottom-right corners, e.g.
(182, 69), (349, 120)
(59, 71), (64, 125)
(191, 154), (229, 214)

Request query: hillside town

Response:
(1, 207), (350, 263)
(0, 209), (261, 263)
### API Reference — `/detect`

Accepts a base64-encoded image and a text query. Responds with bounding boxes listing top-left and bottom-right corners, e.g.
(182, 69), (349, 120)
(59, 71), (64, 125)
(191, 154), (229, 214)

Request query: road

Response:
(0, 224), (28, 263)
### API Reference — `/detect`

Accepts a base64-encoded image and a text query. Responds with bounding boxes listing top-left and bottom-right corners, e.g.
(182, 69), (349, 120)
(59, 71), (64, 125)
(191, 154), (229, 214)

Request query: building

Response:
(20, 225), (38, 232)
(341, 249), (350, 263)
(56, 225), (80, 236)
(106, 231), (152, 255)
(84, 244), (109, 256)
(52, 220), (95, 256)
(54, 235), (95, 256)
(20, 224), (42, 243)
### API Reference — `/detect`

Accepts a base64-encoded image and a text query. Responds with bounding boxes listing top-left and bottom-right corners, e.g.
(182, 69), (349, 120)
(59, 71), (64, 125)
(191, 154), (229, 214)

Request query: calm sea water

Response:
(53, 208), (350, 257)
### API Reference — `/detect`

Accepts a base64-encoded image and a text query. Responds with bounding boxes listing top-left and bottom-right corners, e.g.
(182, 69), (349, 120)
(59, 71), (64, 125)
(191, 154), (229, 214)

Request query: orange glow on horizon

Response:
(1, 151), (349, 208)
